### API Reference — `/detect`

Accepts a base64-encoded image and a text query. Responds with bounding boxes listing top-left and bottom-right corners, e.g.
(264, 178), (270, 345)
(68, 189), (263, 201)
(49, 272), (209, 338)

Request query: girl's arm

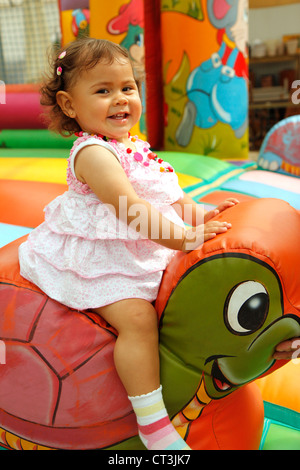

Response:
(172, 193), (206, 227)
(75, 146), (230, 251)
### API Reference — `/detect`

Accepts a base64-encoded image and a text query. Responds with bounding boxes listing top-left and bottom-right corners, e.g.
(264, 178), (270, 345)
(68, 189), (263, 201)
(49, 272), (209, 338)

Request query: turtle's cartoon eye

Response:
(224, 281), (269, 335)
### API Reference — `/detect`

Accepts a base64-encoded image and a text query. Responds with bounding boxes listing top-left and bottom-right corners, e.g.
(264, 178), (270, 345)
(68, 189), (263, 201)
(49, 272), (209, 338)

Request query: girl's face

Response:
(63, 58), (142, 142)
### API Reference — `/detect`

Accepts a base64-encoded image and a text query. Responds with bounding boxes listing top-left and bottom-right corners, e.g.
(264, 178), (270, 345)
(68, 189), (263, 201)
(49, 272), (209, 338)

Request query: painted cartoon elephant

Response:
(176, 0), (248, 146)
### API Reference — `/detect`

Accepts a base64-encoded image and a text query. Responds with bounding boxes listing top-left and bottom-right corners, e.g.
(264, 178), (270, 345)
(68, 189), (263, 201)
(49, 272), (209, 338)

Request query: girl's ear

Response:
(56, 90), (76, 118)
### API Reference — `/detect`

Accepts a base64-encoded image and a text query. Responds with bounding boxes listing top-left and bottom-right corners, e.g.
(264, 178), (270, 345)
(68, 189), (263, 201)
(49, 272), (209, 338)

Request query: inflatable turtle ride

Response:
(0, 198), (299, 450)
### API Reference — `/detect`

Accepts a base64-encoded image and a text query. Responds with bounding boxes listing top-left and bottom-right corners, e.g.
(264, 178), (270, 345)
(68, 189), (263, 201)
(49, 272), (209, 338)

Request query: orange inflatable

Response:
(0, 198), (299, 450)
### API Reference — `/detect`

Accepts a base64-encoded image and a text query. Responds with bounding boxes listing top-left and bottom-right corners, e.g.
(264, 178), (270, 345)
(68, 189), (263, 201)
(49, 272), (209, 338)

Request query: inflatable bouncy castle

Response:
(0, 0), (300, 451)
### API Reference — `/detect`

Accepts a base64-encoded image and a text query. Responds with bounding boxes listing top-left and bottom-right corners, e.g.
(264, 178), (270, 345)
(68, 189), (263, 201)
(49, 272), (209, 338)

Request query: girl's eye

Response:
(123, 86), (133, 92)
(97, 89), (108, 94)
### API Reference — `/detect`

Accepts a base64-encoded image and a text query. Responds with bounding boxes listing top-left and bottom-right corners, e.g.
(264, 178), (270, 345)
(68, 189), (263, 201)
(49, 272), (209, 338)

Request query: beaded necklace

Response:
(75, 131), (174, 173)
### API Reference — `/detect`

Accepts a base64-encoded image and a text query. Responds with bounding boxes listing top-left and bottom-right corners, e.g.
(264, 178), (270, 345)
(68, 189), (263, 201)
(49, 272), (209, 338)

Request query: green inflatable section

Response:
(159, 151), (232, 180)
(262, 423), (300, 450)
(260, 402), (300, 450)
(0, 147), (68, 158)
(0, 129), (75, 149)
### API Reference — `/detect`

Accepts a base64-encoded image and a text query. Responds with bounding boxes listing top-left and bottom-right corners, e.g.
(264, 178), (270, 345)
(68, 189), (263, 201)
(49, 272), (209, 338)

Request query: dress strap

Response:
(69, 136), (120, 179)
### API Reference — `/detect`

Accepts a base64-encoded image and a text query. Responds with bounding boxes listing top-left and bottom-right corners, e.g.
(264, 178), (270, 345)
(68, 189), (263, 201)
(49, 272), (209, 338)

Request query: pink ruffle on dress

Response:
(19, 135), (185, 310)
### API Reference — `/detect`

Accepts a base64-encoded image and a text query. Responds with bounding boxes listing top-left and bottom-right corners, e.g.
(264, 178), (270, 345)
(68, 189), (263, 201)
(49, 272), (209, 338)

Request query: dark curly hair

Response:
(40, 38), (142, 136)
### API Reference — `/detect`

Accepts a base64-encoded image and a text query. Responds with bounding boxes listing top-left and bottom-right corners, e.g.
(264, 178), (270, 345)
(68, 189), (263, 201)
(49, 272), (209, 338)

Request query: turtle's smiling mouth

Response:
(211, 360), (235, 392)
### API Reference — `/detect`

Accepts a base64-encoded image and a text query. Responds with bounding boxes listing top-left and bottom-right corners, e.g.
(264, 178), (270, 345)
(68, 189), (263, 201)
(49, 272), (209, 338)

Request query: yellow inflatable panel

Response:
(0, 158), (202, 189)
(0, 158), (67, 184)
(256, 362), (300, 414)
(176, 172), (202, 188)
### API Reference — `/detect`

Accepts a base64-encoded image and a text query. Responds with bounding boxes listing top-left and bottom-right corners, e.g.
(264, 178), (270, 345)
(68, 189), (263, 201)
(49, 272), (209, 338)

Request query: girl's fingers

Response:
(204, 209), (219, 223)
(217, 198), (239, 212)
(183, 221), (232, 251)
(275, 339), (295, 352)
(204, 233), (216, 242)
(273, 351), (292, 360)
(202, 222), (231, 241)
(273, 338), (300, 360)
(205, 199), (239, 222)
(205, 221), (231, 232)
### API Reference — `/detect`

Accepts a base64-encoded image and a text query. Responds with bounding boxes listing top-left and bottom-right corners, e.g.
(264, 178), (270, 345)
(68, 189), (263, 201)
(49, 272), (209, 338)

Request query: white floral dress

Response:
(19, 134), (185, 310)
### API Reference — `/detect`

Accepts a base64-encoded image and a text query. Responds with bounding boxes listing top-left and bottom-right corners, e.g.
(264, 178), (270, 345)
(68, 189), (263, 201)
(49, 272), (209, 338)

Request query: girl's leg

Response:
(92, 299), (190, 450)
(94, 298), (160, 396)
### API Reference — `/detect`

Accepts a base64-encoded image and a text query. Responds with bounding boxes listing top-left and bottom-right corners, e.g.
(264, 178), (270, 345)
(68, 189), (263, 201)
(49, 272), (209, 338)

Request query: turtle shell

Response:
(0, 237), (138, 450)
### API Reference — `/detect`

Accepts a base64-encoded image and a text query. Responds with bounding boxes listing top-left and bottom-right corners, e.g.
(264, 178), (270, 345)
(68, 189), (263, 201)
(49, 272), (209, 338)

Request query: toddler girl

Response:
(19, 38), (238, 450)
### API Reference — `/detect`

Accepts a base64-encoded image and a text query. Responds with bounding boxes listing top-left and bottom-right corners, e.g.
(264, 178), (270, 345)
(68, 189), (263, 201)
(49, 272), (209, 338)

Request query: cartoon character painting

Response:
(59, 0), (90, 43)
(176, 0), (248, 147)
(59, 1), (248, 156)
(72, 8), (90, 38)
(162, 0), (204, 19)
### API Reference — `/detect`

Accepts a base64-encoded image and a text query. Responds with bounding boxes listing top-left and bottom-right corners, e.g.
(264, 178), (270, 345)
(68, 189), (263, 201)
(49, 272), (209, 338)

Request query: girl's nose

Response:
(113, 91), (128, 106)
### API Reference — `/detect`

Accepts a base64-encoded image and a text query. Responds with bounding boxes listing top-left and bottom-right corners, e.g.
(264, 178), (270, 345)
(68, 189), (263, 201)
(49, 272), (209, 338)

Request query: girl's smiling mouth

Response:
(109, 113), (129, 120)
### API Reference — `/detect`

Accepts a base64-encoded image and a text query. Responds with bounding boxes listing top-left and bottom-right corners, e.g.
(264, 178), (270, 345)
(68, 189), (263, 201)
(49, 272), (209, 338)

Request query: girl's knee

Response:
(93, 299), (158, 336)
(128, 303), (158, 333)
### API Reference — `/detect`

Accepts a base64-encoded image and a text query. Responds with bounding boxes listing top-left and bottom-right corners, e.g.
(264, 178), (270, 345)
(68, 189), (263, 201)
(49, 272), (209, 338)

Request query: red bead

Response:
(127, 148), (132, 153)
(148, 152), (156, 160)
(158, 158), (163, 164)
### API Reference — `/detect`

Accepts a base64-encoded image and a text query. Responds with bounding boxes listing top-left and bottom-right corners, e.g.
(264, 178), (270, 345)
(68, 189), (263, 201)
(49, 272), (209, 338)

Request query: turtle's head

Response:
(156, 199), (300, 412)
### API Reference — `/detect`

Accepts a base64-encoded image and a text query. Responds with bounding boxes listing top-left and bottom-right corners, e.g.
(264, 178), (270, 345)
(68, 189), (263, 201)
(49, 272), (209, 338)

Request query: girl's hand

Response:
(182, 220), (232, 252)
(204, 198), (239, 223)
(273, 338), (300, 361)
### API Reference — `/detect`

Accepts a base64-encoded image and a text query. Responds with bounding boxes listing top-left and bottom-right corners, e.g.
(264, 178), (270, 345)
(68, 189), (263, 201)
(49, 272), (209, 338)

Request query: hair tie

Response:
(58, 51), (66, 59)
(57, 50), (66, 76)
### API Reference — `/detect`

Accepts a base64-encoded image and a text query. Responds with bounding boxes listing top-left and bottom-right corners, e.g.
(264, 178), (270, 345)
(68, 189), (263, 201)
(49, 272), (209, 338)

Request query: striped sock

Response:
(128, 385), (191, 450)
